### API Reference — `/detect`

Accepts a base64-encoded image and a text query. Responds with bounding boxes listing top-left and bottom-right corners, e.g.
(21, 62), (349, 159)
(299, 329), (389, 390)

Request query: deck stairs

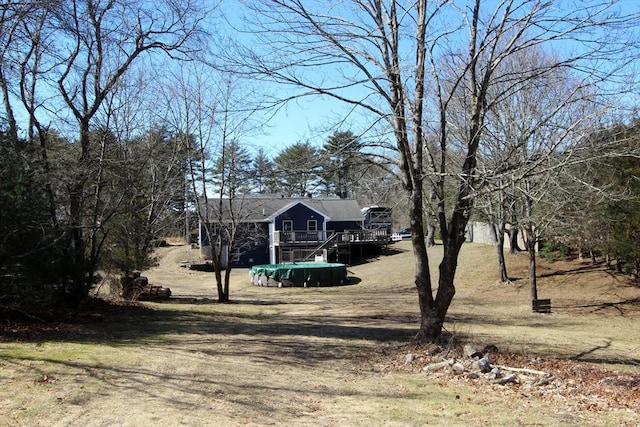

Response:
(302, 232), (339, 261)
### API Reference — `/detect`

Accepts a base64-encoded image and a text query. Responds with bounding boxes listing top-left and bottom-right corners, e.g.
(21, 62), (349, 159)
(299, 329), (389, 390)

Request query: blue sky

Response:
(220, 4), (363, 156)
(246, 96), (346, 156)
(230, 0), (640, 157)
(7, 0), (639, 159)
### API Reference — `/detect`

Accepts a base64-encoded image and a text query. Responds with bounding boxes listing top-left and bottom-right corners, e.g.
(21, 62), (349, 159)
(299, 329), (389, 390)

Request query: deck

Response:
(273, 229), (390, 264)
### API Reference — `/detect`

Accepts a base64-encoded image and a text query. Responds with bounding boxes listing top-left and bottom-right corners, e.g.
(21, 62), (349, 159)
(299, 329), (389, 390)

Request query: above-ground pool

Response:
(250, 262), (347, 287)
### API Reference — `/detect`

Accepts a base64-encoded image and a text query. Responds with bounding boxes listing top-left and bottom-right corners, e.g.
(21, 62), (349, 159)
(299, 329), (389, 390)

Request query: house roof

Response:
(199, 196), (365, 223)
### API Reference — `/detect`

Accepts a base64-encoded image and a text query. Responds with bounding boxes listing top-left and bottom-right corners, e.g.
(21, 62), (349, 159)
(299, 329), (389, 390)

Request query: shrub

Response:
(538, 240), (571, 262)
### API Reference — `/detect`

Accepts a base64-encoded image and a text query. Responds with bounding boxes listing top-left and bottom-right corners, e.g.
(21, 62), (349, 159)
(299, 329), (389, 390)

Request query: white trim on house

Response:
(267, 201), (332, 222)
(269, 221), (276, 264)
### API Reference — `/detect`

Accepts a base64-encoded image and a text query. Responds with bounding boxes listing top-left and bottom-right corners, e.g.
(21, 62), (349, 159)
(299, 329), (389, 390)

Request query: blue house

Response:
(199, 196), (391, 267)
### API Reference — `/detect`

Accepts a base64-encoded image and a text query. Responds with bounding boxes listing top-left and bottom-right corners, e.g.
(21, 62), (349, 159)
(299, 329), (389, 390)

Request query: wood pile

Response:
(121, 271), (171, 301)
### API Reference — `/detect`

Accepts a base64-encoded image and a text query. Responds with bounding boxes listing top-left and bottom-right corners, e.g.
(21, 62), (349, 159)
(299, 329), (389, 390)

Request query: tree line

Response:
(212, 131), (394, 201)
(0, 119), (393, 307)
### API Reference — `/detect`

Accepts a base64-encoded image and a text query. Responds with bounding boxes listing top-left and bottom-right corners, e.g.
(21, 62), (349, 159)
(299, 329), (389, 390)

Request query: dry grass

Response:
(0, 241), (638, 426)
(345, 241), (639, 366)
(437, 243), (639, 370)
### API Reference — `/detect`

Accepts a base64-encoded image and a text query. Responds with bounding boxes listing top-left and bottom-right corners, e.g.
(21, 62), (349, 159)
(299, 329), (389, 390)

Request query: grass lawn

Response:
(1, 241), (638, 426)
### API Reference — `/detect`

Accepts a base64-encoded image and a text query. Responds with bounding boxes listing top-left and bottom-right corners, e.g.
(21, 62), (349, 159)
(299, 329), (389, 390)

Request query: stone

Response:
(482, 344), (499, 354)
(495, 373), (518, 385)
(489, 367), (502, 379)
(474, 356), (493, 374)
(405, 353), (415, 365)
(464, 344), (482, 358)
(424, 345), (443, 356)
(451, 362), (466, 374)
(423, 359), (454, 372)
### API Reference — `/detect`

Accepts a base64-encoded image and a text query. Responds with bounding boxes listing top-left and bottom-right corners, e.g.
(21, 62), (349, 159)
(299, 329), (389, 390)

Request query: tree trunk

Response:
(410, 187), (441, 342)
(211, 243), (229, 303)
(65, 120), (93, 306)
(184, 174), (190, 244)
(493, 223), (509, 283)
(633, 260), (640, 280)
(425, 190), (436, 247)
(508, 226), (521, 254)
(69, 181), (86, 266)
(223, 264), (232, 303)
(415, 200), (470, 341)
(0, 67), (18, 140)
(215, 269), (227, 302)
(425, 223), (436, 247)
(527, 230), (538, 302)
(35, 130), (59, 229)
(217, 276), (229, 302)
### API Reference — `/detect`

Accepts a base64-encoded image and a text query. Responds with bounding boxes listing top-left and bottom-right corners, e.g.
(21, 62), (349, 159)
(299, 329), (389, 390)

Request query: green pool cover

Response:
(250, 262), (347, 287)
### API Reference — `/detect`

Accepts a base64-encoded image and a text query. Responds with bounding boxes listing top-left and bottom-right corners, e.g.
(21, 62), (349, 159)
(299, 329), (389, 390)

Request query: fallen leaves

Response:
(0, 298), (153, 342)
(35, 374), (57, 385)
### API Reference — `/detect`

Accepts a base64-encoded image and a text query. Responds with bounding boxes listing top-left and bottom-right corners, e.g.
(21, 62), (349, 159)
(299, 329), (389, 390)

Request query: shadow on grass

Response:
(566, 341), (640, 367)
(1, 301), (415, 364)
(537, 262), (609, 278)
(138, 309), (415, 345)
(0, 352), (425, 416)
(555, 297), (640, 315)
(445, 312), (585, 329)
(570, 354), (640, 367)
(571, 340), (612, 360)
(346, 246), (409, 267)
(0, 308), (417, 410)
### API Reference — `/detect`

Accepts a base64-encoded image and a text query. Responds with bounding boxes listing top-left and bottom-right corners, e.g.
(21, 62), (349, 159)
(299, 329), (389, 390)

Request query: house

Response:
(198, 196), (391, 268)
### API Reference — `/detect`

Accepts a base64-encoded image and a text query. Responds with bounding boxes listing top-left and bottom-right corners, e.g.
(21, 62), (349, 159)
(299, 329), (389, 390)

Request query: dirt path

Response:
(142, 245), (221, 297)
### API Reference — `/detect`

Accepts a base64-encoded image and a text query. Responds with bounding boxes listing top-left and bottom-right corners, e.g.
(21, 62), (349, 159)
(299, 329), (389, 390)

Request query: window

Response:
(307, 220), (317, 232)
(283, 220), (293, 231)
(281, 248), (292, 262)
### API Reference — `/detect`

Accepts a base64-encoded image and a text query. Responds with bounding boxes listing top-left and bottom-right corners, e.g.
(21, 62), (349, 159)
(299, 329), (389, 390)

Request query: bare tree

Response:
(0, 2), (23, 138)
(466, 47), (596, 284)
(161, 63), (262, 302)
(229, 0), (640, 341)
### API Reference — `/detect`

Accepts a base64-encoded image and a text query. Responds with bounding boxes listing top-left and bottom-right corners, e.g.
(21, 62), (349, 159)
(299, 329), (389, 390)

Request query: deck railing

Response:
(273, 230), (326, 244)
(336, 229), (389, 243)
(273, 229), (388, 245)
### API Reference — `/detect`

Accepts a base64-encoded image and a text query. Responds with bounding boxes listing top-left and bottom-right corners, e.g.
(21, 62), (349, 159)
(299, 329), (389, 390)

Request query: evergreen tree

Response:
(99, 125), (191, 272)
(0, 130), (64, 304)
(248, 147), (277, 194)
(273, 141), (320, 196)
(320, 131), (364, 198)
(212, 140), (253, 197)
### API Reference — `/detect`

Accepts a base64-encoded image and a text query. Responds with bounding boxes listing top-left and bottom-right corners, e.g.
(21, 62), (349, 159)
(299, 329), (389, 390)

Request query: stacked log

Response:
(121, 271), (171, 301)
